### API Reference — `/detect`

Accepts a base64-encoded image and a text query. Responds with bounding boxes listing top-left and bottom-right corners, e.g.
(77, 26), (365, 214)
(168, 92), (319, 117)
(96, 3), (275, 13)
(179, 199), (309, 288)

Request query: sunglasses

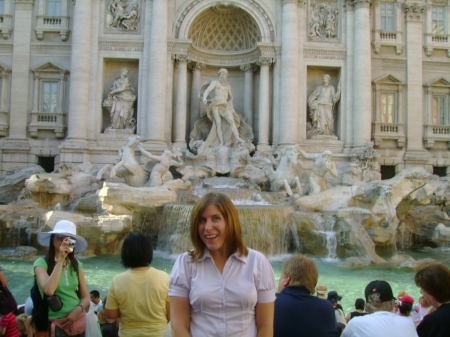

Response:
(54, 235), (68, 241)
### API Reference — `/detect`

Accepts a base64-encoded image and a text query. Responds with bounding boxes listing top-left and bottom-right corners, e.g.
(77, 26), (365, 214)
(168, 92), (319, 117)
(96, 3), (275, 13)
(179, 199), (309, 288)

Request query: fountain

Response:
(0, 69), (449, 272)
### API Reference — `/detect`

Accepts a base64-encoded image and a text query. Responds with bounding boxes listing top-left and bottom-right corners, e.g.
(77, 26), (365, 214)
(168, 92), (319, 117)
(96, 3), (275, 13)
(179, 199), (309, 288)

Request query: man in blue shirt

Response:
(274, 255), (337, 337)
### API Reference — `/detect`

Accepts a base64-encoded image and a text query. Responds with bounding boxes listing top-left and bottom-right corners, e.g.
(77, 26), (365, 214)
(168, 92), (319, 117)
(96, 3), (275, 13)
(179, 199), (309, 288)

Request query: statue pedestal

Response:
(303, 135), (344, 153)
(104, 127), (136, 136)
(311, 135), (339, 141)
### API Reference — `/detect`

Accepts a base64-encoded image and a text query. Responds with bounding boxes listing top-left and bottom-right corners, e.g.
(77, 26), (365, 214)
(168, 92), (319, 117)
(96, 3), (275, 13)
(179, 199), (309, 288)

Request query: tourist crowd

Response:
(1, 192), (450, 337)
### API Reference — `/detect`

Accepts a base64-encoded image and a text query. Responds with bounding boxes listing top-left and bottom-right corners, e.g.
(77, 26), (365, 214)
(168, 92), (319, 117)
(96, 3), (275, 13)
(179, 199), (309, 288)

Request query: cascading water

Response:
(156, 178), (300, 256)
(310, 214), (338, 261)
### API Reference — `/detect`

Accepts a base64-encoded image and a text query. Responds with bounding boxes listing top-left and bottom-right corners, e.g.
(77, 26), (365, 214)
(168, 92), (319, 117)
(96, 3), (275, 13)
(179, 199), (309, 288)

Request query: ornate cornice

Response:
(15, 0), (34, 3)
(30, 43), (71, 54)
(404, 3), (427, 21)
(372, 57), (407, 65)
(240, 63), (258, 72)
(188, 45), (261, 66)
(98, 40), (144, 52)
(303, 48), (346, 60)
(353, 0), (371, 9)
(188, 61), (206, 71)
(167, 40), (191, 54)
(282, 0), (299, 4)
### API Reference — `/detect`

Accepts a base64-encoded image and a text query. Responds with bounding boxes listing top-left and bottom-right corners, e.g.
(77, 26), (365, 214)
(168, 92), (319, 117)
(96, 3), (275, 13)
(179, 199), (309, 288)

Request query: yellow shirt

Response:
(106, 267), (169, 337)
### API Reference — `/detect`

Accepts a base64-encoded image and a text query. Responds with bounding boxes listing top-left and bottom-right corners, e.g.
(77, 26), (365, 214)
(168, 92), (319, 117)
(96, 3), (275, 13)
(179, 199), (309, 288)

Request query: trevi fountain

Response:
(1, 0), (450, 315)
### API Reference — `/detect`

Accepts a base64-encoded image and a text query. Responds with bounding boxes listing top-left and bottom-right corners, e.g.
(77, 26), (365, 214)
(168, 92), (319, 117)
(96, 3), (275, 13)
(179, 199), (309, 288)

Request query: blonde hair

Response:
(282, 255), (318, 294)
(16, 314), (34, 334)
(189, 193), (248, 262)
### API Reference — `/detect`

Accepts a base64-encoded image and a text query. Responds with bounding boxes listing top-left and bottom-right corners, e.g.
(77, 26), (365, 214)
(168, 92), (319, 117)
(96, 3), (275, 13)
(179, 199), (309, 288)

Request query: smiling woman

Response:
(169, 192), (276, 337)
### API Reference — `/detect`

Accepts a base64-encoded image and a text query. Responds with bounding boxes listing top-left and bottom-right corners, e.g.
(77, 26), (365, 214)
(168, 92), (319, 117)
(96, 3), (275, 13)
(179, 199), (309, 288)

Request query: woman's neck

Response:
(131, 266), (150, 271)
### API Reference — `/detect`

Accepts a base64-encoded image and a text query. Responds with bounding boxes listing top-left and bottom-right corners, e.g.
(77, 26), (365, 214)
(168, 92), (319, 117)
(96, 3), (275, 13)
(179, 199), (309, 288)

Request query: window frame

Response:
(380, 2), (396, 31)
(41, 81), (59, 113)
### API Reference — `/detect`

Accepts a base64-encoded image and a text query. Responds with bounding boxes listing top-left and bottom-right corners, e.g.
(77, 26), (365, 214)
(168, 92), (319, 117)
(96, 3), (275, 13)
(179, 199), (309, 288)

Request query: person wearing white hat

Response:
(33, 220), (90, 337)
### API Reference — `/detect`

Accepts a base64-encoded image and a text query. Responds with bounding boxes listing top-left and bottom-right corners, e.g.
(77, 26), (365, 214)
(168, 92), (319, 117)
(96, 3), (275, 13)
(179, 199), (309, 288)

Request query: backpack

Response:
(31, 257), (49, 332)
(0, 281), (18, 315)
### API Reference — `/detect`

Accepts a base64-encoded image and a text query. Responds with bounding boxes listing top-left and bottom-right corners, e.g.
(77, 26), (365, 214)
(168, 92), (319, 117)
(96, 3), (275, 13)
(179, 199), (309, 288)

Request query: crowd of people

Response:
(1, 192), (450, 337)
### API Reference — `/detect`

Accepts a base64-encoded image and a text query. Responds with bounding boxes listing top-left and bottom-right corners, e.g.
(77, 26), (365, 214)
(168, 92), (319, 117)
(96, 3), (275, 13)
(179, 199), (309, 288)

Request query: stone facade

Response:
(0, 0), (450, 177)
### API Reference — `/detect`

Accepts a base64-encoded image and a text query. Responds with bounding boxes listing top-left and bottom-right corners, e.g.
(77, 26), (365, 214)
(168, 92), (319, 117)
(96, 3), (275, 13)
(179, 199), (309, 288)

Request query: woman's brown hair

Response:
(189, 192), (248, 261)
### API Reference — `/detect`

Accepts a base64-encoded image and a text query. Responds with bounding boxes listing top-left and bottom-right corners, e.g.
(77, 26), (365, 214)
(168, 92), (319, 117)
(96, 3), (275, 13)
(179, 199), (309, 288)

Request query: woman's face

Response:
(198, 204), (228, 256)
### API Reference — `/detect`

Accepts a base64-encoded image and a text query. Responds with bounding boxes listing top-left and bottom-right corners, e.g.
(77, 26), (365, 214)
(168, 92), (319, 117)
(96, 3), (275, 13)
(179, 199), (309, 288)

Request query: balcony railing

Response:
(423, 124), (450, 149)
(35, 15), (70, 41)
(43, 16), (62, 26)
(380, 31), (397, 41)
(29, 112), (66, 138)
(432, 35), (448, 43)
(372, 122), (406, 148)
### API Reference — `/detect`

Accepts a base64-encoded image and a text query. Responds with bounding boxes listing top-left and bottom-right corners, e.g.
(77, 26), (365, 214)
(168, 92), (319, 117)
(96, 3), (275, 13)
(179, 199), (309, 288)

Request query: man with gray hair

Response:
(341, 280), (418, 337)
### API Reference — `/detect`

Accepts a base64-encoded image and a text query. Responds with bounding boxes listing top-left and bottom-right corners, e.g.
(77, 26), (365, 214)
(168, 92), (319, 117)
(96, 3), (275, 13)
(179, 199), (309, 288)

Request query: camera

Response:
(68, 238), (77, 252)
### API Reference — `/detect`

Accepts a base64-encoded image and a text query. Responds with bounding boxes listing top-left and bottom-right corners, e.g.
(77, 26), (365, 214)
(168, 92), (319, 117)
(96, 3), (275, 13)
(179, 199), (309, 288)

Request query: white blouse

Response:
(169, 248), (276, 337)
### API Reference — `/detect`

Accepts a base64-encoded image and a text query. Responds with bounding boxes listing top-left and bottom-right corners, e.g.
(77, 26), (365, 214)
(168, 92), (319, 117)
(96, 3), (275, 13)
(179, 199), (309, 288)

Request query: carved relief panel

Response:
(308, 0), (340, 41)
(104, 0), (143, 34)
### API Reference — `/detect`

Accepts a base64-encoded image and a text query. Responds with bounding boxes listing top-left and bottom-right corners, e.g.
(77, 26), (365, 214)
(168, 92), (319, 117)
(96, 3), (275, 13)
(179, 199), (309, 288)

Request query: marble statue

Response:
(120, 4), (139, 30)
(103, 68), (137, 130)
(308, 74), (341, 136)
(299, 149), (338, 194)
(201, 68), (244, 148)
(137, 145), (183, 188)
(260, 145), (302, 196)
(109, 135), (149, 187)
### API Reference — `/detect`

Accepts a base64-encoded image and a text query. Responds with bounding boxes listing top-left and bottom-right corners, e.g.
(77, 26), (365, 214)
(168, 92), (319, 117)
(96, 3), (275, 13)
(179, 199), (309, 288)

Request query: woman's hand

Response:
(59, 306), (83, 329)
(57, 238), (72, 262)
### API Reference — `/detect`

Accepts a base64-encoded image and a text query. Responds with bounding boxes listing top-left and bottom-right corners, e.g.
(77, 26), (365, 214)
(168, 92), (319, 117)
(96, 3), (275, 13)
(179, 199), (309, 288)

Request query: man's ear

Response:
(283, 275), (291, 287)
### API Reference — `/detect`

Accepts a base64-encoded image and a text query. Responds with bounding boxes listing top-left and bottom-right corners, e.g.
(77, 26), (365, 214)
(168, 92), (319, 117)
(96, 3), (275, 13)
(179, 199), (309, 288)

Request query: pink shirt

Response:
(169, 248), (275, 337)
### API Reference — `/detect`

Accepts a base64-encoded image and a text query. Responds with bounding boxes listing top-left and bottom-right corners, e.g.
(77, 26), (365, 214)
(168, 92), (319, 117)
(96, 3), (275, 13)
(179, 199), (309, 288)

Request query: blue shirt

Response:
(274, 286), (337, 337)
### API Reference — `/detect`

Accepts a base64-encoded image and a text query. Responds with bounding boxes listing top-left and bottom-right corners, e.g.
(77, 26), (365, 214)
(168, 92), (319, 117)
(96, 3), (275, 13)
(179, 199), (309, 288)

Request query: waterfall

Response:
(311, 214), (338, 261)
(157, 203), (299, 256)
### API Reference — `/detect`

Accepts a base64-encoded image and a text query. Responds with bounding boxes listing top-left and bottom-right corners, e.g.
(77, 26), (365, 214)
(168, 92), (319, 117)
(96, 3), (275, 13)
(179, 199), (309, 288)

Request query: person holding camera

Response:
(34, 220), (90, 337)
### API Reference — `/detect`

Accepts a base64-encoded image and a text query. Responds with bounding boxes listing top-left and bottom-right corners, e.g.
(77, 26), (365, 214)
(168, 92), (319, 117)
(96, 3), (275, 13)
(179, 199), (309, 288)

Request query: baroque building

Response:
(0, 0), (449, 178)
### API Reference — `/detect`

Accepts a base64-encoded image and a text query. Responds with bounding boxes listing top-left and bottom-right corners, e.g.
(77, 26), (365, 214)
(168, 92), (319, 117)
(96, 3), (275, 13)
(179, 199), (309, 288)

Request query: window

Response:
(433, 166), (447, 177)
(381, 93), (395, 123)
(381, 165), (396, 180)
(38, 156), (55, 173)
(42, 81), (58, 113)
(380, 3), (395, 31)
(432, 7), (445, 35)
(0, 0), (4, 15)
(432, 96), (448, 125)
(46, 0), (62, 16)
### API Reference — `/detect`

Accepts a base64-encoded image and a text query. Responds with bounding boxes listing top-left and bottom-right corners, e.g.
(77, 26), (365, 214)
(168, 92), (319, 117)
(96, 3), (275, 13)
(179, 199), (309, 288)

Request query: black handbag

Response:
(0, 281), (18, 315)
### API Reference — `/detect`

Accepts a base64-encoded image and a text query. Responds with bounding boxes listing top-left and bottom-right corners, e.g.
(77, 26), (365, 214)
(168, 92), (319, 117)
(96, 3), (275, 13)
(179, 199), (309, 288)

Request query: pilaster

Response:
(189, 62), (205, 131)
(240, 63), (257, 127)
(173, 54), (188, 150)
(404, 2), (427, 162)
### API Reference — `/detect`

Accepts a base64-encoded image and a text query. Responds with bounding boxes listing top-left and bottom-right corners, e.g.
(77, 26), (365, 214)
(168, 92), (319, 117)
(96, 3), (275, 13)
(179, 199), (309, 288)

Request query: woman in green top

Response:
(34, 220), (90, 337)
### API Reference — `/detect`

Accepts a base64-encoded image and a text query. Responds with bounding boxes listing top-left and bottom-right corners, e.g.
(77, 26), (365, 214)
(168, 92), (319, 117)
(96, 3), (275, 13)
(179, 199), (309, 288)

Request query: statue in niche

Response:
(106, 0), (140, 30)
(103, 67), (137, 130)
(307, 74), (341, 136)
(201, 68), (244, 148)
(309, 2), (338, 39)
(299, 149), (338, 194)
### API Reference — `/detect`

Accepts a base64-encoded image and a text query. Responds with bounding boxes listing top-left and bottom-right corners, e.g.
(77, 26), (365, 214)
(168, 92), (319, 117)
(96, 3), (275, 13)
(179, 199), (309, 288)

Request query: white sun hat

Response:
(38, 220), (87, 253)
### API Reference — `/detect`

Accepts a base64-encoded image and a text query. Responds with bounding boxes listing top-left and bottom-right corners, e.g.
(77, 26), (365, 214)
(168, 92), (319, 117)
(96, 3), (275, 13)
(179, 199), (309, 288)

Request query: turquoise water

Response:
(3, 248), (449, 314)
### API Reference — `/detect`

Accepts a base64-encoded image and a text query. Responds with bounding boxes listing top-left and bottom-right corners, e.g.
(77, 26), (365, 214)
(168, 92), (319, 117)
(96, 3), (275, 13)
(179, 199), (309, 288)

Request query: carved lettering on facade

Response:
(304, 48), (346, 59)
(98, 40), (144, 52)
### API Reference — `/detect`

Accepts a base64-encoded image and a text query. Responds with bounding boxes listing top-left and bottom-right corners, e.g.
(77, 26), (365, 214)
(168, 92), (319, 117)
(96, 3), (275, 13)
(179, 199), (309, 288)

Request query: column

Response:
(240, 63), (257, 127)
(66, 0), (92, 142)
(352, 0), (372, 147)
(145, 0), (168, 149)
(279, 0), (299, 146)
(9, 0), (34, 140)
(32, 74), (39, 113)
(189, 62), (205, 131)
(404, 3), (427, 161)
(257, 58), (273, 151)
(173, 55), (188, 150)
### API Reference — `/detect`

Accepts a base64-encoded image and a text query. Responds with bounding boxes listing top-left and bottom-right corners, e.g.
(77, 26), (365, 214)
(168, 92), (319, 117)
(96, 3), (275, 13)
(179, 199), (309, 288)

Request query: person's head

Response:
(414, 262), (450, 307)
(322, 74), (331, 85)
(397, 290), (408, 298)
(278, 255), (318, 294)
(218, 68), (228, 82)
(121, 232), (153, 268)
(364, 280), (395, 313)
(322, 150), (332, 161)
(189, 192), (247, 261)
(316, 284), (327, 299)
(398, 295), (414, 316)
(327, 291), (342, 307)
(16, 314), (32, 334)
(355, 298), (365, 310)
(418, 295), (430, 307)
(120, 67), (128, 77)
(90, 290), (101, 304)
(38, 220), (87, 254)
